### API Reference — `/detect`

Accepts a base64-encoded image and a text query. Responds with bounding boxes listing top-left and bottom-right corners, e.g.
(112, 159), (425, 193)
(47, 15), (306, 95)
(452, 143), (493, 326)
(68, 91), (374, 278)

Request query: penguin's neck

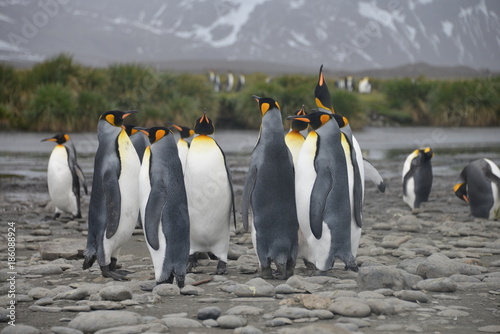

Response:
(260, 110), (284, 141)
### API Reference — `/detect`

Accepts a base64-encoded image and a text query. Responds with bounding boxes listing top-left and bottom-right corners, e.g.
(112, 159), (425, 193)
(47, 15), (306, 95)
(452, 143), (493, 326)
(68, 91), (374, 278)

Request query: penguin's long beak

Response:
(252, 95), (261, 102)
(41, 137), (57, 142)
(463, 195), (470, 204)
(123, 110), (138, 118)
(169, 123), (183, 132)
(287, 115), (310, 123)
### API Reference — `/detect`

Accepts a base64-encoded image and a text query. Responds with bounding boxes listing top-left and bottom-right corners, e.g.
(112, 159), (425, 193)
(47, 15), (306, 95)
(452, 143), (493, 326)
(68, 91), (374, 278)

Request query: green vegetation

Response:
(0, 54), (498, 131)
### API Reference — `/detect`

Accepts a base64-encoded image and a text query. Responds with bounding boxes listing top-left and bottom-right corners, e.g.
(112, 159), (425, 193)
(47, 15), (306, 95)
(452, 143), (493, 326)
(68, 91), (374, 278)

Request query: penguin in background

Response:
(454, 158), (500, 220)
(402, 147), (433, 209)
(285, 106), (308, 167)
(315, 65), (364, 242)
(169, 123), (195, 172)
(289, 111), (357, 272)
(242, 96), (299, 279)
(83, 110), (141, 280)
(226, 71), (235, 92)
(184, 113), (235, 275)
(138, 127), (190, 288)
(41, 133), (88, 219)
(123, 124), (149, 163)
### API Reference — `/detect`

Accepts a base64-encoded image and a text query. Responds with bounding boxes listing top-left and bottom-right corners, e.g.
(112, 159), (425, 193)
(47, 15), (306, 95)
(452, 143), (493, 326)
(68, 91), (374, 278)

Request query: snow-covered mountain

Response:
(0, 0), (499, 73)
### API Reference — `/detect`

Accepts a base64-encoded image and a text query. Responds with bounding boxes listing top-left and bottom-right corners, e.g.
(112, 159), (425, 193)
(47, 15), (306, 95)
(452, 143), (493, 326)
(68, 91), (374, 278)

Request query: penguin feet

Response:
(214, 261), (228, 275)
(261, 266), (273, 279)
(303, 259), (317, 270)
(53, 212), (61, 220)
(186, 254), (199, 273)
(100, 265), (128, 281)
(82, 255), (96, 270)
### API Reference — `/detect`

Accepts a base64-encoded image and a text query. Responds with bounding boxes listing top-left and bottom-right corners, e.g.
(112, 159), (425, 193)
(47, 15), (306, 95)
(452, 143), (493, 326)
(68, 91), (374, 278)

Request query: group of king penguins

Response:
(41, 65), (500, 288)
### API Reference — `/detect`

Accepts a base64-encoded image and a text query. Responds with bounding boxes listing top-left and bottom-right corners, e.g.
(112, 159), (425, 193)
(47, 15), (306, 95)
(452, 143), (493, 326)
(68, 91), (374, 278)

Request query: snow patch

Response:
(0, 12), (15, 23)
(442, 21), (453, 37)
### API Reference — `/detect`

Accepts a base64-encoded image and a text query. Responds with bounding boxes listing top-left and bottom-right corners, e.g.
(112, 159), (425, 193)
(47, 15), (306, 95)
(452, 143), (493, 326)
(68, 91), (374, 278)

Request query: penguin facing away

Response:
(285, 106), (308, 167)
(402, 147), (433, 209)
(83, 110), (141, 280)
(41, 133), (88, 219)
(454, 158), (500, 219)
(242, 96), (299, 279)
(184, 113), (235, 275)
(123, 124), (149, 163)
(138, 127), (190, 288)
(289, 111), (358, 272)
(169, 123), (195, 173)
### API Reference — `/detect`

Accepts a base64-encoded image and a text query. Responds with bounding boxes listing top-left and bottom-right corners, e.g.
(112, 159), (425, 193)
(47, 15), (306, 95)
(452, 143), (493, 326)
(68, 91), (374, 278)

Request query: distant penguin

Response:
(358, 77), (371, 94)
(242, 96), (298, 279)
(289, 111), (357, 272)
(83, 110), (141, 280)
(285, 106), (308, 167)
(214, 74), (221, 92)
(138, 127), (190, 288)
(402, 148), (433, 209)
(226, 71), (234, 92)
(123, 124), (149, 163)
(169, 124), (194, 172)
(235, 74), (246, 92)
(315, 65), (364, 251)
(42, 133), (88, 219)
(454, 158), (500, 219)
(184, 113), (235, 275)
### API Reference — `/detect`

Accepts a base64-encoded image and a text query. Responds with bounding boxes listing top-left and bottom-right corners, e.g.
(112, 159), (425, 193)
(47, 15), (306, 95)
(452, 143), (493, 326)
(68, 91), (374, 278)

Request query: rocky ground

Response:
(0, 130), (499, 334)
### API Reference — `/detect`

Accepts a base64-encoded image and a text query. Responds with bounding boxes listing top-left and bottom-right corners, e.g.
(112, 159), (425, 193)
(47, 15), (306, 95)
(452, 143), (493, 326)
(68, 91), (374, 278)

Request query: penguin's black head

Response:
(314, 65), (334, 113)
(453, 182), (469, 204)
(138, 126), (172, 144)
(100, 110), (138, 127)
(122, 124), (140, 136)
(253, 95), (280, 116)
(331, 114), (349, 129)
(287, 111), (334, 130)
(290, 107), (309, 131)
(421, 147), (434, 161)
(170, 123), (195, 139)
(194, 113), (215, 135)
(41, 133), (69, 145)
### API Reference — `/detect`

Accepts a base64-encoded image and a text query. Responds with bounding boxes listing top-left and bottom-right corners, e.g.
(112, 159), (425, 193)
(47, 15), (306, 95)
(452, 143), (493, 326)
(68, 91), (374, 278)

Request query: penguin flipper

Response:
(103, 170), (121, 239)
(144, 189), (163, 251)
(309, 168), (333, 239)
(75, 164), (88, 195)
(363, 158), (385, 193)
(242, 165), (257, 232)
(220, 144), (237, 229)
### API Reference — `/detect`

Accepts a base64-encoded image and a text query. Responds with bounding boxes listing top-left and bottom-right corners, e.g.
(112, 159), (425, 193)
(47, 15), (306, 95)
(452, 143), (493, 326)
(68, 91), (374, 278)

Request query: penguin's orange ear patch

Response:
(319, 114), (331, 125)
(155, 129), (167, 142)
(453, 183), (462, 193)
(261, 103), (270, 115)
(105, 114), (115, 126)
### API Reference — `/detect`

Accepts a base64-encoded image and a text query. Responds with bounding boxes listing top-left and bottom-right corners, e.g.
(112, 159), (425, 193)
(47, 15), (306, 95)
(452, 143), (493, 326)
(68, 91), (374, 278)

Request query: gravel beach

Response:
(0, 128), (499, 334)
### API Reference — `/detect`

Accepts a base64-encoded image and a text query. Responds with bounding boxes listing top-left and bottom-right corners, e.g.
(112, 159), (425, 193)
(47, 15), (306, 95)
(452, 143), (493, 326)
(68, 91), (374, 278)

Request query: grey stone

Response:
(234, 278), (275, 297)
(337, 317), (371, 328)
(50, 327), (84, 334)
(284, 323), (354, 333)
(20, 264), (63, 276)
(202, 319), (219, 327)
(0, 325), (40, 334)
(68, 311), (143, 332)
(228, 243), (248, 260)
(329, 299), (372, 317)
(34, 297), (54, 306)
(152, 284), (180, 296)
(416, 253), (486, 278)
(93, 323), (169, 334)
(234, 325), (264, 334)
(374, 324), (404, 331)
(162, 317), (202, 328)
(275, 284), (298, 294)
(397, 258), (427, 275)
(99, 285), (132, 301)
(180, 284), (204, 296)
(56, 288), (89, 301)
(381, 235), (413, 248)
(265, 317), (293, 327)
(217, 315), (247, 329)
(39, 238), (86, 260)
(62, 305), (91, 312)
(357, 265), (422, 290)
(29, 305), (62, 312)
(86, 301), (126, 310)
(286, 276), (322, 293)
(273, 307), (315, 319)
(478, 325), (500, 333)
(197, 306), (222, 320)
(28, 287), (51, 300)
(225, 305), (263, 315)
(416, 278), (457, 292)
(365, 297), (420, 315)
(394, 290), (430, 303)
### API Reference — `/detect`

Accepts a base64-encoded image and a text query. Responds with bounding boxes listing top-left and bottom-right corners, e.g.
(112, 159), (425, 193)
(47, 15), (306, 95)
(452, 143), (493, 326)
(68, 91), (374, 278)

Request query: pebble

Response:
(357, 265), (422, 290)
(329, 299), (372, 317)
(225, 305), (263, 315)
(416, 253), (487, 278)
(68, 311), (144, 332)
(416, 278), (458, 292)
(152, 284), (180, 296)
(197, 306), (222, 320)
(162, 317), (203, 328)
(233, 278), (275, 297)
(92, 323), (169, 334)
(234, 325), (264, 334)
(0, 325), (40, 334)
(56, 288), (89, 301)
(393, 290), (430, 303)
(478, 325), (500, 333)
(265, 317), (293, 327)
(180, 284), (204, 296)
(99, 285), (132, 301)
(50, 327), (84, 334)
(217, 315), (247, 329)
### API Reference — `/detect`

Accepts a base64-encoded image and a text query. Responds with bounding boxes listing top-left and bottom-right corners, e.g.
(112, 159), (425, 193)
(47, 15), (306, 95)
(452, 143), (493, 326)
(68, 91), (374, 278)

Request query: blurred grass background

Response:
(1, 54), (498, 132)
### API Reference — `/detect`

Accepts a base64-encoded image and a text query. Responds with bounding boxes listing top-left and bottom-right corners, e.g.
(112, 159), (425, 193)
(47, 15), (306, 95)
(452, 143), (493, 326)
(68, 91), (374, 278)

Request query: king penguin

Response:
(285, 107), (308, 167)
(242, 96), (299, 279)
(454, 158), (500, 219)
(42, 133), (88, 219)
(170, 124), (195, 172)
(83, 110), (141, 280)
(289, 111), (358, 272)
(314, 65), (365, 258)
(402, 147), (433, 209)
(123, 124), (149, 163)
(138, 127), (190, 287)
(184, 113), (235, 275)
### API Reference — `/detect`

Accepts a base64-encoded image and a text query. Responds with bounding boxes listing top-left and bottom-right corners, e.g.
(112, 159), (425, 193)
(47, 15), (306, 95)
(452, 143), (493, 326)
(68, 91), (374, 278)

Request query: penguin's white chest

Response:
(177, 139), (189, 173)
(184, 136), (231, 257)
(47, 145), (78, 215)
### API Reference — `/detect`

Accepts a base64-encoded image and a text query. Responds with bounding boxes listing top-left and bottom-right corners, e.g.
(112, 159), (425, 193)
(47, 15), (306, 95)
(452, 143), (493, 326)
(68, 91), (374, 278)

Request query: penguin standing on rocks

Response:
(285, 107), (308, 167)
(184, 113), (235, 275)
(123, 124), (149, 163)
(169, 124), (195, 172)
(242, 96), (299, 279)
(42, 133), (87, 219)
(289, 111), (358, 272)
(83, 110), (141, 280)
(402, 148), (434, 209)
(139, 127), (190, 288)
(454, 158), (500, 219)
